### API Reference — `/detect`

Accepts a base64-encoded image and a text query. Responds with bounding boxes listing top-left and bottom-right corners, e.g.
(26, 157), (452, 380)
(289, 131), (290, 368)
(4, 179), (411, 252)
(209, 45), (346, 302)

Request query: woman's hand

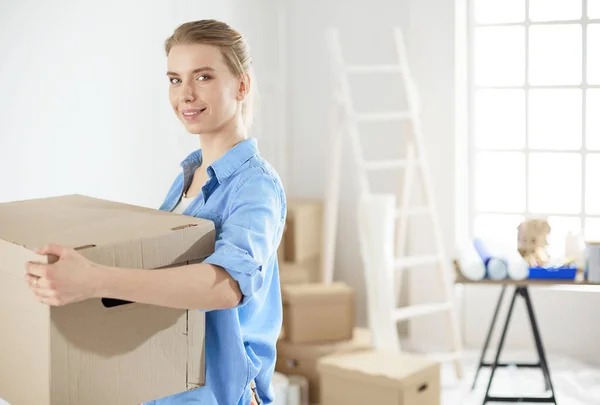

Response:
(25, 244), (102, 306)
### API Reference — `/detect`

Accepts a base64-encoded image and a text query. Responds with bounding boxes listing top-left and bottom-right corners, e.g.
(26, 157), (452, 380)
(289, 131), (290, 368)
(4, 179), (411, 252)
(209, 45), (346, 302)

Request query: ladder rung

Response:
(392, 302), (453, 322)
(362, 159), (407, 171)
(356, 111), (412, 122)
(395, 255), (439, 268)
(346, 64), (402, 74)
(395, 207), (430, 217)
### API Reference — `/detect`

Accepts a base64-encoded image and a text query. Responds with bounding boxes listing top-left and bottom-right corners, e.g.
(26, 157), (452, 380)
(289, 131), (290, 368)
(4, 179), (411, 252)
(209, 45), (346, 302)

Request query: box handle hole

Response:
(101, 298), (134, 308)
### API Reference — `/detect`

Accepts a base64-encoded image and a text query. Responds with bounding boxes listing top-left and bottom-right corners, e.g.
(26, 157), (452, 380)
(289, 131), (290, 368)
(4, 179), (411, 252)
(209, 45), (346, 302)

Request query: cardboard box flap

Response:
(277, 328), (372, 360)
(0, 194), (216, 274)
(317, 350), (439, 389)
(282, 282), (353, 305)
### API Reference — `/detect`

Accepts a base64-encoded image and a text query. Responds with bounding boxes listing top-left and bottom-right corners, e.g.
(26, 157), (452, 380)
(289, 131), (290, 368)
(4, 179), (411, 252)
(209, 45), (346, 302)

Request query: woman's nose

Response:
(179, 82), (196, 103)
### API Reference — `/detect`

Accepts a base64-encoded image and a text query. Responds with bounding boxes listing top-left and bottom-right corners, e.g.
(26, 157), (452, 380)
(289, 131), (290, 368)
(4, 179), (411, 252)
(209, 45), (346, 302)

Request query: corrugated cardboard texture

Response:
(0, 194), (215, 275)
(0, 240), (51, 405)
(282, 282), (354, 344)
(0, 194), (214, 405)
(50, 297), (189, 405)
(276, 328), (371, 404)
(283, 199), (323, 262)
(187, 308), (206, 385)
(317, 350), (441, 405)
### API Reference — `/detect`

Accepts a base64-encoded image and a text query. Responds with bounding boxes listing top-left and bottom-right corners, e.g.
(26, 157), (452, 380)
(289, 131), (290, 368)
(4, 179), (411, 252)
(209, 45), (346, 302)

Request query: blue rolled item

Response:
(473, 238), (509, 280)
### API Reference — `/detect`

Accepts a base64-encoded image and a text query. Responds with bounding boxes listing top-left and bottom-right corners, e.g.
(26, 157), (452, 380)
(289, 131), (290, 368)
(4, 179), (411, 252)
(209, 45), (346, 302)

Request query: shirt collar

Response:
(179, 138), (258, 184)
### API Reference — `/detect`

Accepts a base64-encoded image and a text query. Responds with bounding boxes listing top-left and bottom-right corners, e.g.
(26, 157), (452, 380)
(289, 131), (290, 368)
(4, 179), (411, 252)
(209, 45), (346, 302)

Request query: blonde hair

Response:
(165, 20), (256, 128)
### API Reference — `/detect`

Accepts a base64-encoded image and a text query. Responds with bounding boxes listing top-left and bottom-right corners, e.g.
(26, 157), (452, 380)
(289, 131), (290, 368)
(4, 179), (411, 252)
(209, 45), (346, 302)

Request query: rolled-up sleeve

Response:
(202, 171), (282, 306)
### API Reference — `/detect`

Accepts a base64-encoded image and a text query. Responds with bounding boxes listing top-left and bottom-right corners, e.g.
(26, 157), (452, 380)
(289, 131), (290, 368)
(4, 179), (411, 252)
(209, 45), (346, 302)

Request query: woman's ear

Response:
(237, 73), (251, 101)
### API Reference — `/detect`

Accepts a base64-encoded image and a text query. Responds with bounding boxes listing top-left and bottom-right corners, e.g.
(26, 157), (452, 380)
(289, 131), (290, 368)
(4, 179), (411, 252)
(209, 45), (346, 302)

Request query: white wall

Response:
(284, 0), (600, 364)
(0, 0), (286, 207)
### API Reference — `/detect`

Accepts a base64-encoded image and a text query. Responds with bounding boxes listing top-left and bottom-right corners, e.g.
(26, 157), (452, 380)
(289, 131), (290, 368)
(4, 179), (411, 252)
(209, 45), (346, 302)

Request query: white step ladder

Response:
(322, 26), (464, 379)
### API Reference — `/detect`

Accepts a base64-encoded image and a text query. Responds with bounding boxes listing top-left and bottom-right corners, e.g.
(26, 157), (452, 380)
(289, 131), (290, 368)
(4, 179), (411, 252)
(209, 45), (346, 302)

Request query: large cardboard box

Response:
(283, 199), (323, 262)
(281, 282), (354, 344)
(317, 350), (441, 405)
(276, 328), (372, 404)
(0, 194), (215, 405)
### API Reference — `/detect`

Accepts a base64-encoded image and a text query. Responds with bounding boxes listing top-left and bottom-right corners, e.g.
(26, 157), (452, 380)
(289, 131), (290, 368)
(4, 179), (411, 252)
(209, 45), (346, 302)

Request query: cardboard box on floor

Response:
(0, 194), (215, 405)
(281, 282), (354, 344)
(276, 328), (372, 404)
(318, 350), (441, 405)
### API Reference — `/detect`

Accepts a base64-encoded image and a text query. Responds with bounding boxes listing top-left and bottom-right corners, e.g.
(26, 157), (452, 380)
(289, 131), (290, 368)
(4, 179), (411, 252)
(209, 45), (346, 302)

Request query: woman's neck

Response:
(198, 120), (247, 170)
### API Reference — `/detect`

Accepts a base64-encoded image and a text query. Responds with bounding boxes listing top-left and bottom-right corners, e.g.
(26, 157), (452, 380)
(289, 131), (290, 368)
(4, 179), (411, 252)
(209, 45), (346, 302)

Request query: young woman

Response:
(24, 20), (285, 405)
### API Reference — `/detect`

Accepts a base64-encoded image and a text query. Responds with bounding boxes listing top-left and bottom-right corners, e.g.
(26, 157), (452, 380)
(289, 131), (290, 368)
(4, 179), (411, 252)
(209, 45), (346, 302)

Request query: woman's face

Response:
(167, 43), (244, 135)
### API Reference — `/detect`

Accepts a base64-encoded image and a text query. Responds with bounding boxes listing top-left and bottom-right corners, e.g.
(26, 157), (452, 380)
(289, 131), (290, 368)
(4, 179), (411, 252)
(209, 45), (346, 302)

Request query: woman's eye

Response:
(196, 75), (210, 81)
(169, 77), (181, 84)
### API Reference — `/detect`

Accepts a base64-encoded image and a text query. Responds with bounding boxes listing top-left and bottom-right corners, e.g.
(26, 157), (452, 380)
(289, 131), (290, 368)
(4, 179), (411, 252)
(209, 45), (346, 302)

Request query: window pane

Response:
(474, 90), (525, 149)
(473, 214), (524, 253)
(475, 27), (525, 87)
(529, 0), (582, 21)
(475, 152), (525, 212)
(529, 89), (582, 150)
(590, 0), (600, 19)
(587, 90), (600, 149)
(586, 154), (600, 214)
(474, 0), (525, 24)
(588, 25), (600, 85)
(529, 153), (582, 214)
(529, 24), (582, 86)
(585, 218), (600, 241)
(546, 216), (581, 258)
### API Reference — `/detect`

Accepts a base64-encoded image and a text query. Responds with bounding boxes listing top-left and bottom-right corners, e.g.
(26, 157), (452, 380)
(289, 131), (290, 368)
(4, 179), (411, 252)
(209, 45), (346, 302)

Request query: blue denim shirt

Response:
(146, 138), (285, 405)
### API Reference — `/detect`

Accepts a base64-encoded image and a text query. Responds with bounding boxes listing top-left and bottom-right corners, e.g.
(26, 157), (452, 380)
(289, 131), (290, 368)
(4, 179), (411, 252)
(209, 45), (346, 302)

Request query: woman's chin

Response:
(182, 121), (208, 135)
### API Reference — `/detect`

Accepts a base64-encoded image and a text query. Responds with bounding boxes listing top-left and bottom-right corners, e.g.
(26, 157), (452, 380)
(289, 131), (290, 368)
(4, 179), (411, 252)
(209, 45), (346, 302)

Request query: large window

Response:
(469, 0), (600, 255)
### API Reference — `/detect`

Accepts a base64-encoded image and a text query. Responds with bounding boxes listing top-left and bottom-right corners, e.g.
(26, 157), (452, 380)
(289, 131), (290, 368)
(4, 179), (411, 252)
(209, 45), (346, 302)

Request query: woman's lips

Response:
(181, 108), (206, 121)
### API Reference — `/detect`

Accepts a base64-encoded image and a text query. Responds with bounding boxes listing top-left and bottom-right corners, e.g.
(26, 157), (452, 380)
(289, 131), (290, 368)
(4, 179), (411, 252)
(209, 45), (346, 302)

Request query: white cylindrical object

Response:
(454, 238), (486, 280)
(271, 372), (289, 405)
(585, 242), (600, 283)
(286, 375), (309, 405)
(487, 257), (509, 280)
(357, 193), (400, 351)
(507, 254), (530, 280)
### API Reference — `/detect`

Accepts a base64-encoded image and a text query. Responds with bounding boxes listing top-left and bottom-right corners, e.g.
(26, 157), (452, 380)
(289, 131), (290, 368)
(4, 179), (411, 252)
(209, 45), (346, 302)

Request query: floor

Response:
(442, 350), (600, 405)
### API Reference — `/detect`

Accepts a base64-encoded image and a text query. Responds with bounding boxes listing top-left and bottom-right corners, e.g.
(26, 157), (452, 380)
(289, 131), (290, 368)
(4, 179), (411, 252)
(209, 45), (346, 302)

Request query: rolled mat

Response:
(473, 238), (508, 280)
(455, 237), (486, 280)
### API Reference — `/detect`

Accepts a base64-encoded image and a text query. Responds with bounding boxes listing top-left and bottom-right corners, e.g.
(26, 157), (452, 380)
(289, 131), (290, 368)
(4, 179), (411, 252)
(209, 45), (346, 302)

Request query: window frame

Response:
(466, 0), (600, 244)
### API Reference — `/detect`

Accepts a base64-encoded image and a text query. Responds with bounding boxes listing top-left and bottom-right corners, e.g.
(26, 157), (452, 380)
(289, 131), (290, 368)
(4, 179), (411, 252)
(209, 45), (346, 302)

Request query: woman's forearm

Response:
(92, 262), (243, 310)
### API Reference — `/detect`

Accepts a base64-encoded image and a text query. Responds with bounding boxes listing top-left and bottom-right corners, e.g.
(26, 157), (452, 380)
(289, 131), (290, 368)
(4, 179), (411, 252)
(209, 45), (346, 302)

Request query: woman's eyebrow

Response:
(166, 67), (217, 76)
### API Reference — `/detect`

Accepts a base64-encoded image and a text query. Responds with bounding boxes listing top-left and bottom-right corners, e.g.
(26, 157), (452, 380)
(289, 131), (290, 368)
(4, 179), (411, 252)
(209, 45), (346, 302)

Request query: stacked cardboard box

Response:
(0, 194), (214, 405)
(278, 198), (323, 284)
(276, 328), (372, 404)
(276, 198), (372, 403)
(276, 197), (441, 405)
